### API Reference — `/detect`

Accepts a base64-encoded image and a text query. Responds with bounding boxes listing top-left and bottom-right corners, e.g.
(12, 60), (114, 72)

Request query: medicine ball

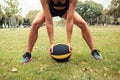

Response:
(51, 44), (71, 62)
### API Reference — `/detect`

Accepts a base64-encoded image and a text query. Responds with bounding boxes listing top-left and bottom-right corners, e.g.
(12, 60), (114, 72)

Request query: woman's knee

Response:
(31, 11), (45, 30)
(32, 21), (40, 27)
(78, 21), (88, 30)
(31, 21), (41, 31)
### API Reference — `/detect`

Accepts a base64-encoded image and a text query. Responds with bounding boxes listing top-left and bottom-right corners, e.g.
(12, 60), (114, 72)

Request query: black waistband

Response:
(49, 0), (69, 7)
(49, 0), (69, 17)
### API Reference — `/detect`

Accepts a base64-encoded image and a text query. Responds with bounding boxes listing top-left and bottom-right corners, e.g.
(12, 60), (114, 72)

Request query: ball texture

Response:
(51, 44), (71, 62)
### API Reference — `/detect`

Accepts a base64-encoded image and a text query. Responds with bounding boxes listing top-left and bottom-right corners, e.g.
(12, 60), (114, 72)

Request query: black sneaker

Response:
(22, 52), (32, 63)
(91, 50), (103, 60)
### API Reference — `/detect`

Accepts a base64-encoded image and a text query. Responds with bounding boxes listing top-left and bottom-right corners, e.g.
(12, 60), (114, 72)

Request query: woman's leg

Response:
(27, 11), (45, 53)
(62, 11), (102, 60)
(73, 11), (95, 51)
(62, 11), (95, 51)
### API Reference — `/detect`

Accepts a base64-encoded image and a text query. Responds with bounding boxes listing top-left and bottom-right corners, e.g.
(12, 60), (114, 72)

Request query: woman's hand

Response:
(50, 44), (54, 54)
(66, 43), (72, 53)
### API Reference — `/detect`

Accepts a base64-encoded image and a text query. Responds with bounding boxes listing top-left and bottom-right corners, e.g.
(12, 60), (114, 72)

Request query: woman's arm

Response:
(66, 0), (77, 46)
(40, 0), (54, 53)
(40, 0), (54, 45)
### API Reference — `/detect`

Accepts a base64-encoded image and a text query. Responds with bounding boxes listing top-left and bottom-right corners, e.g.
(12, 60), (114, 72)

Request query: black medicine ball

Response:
(51, 44), (71, 62)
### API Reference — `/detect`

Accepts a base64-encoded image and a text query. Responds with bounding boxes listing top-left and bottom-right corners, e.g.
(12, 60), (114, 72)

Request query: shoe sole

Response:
(90, 55), (103, 60)
(21, 58), (32, 64)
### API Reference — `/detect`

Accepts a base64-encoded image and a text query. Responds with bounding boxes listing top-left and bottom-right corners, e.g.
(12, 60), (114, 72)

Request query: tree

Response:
(23, 18), (31, 27)
(0, 14), (6, 28)
(3, 0), (21, 28)
(16, 15), (24, 27)
(26, 10), (39, 24)
(0, 4), (4, 28)
(107, 0), (120, 24)
(18, 15), (24, 26)
(75, 1), (103, 26)
(0, 4), (3, 21)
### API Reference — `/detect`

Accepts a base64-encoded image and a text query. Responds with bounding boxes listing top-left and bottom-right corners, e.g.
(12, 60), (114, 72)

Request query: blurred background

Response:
(0, 0), (120, 28)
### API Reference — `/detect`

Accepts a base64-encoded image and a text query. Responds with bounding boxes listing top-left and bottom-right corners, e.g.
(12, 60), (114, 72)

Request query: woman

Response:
(22, 0), (102, 63)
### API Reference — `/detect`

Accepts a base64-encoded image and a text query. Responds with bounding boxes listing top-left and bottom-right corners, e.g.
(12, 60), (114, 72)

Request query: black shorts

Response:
(49, 6), (69, 17)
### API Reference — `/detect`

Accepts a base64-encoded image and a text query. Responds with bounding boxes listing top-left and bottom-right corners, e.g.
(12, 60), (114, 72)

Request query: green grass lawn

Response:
(0, 26), (120, 80)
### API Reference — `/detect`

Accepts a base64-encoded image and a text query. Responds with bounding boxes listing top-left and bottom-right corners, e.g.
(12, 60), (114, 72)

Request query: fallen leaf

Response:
(104, 73), (107, 77)
(93, 69), (98, 73)
(111, 38), (116, 43)
(34, 46), (38, 49)
(73, 75), (78, 80)
(81, 62), (87, 65)
(9, 57), (13, 60)
(8, 48), (13, 50)
(1, 63), (6, 66)
(82, 67), (98, 73)
(105, 43), (109, 45)
(93, 37), (97, 39)
(119, 70), (120, 75)
(39, 64), (47, 72)
(40, 67), (45, 72)
(89, 69), (93, 72)
(103, 67), (108, 71)
(11, 68), (18, 72)
(3, 73), (7, 77)
(82, 67), (88, 72)
(38, 67), (46, 74)
(82, 67), (91, 72)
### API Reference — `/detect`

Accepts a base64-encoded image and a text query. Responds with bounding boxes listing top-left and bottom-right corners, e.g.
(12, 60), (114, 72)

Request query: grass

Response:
(0, 26), (120, 80)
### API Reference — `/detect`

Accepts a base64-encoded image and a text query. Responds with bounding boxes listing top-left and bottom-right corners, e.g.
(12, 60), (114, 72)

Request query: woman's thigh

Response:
(73, 11), (87, 27)
(62, 11), (87, 27)
(32, 11), (45, 28)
